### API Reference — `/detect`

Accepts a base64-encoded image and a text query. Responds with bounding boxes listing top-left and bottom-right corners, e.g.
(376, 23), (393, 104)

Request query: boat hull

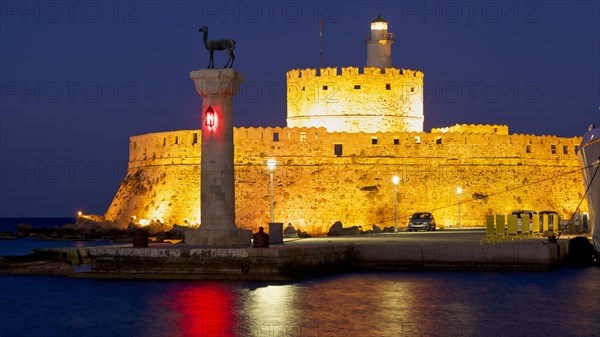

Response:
(577, 127), (600, 253)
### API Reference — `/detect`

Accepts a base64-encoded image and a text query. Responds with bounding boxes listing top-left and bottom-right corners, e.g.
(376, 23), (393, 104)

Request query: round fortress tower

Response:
(286, 16), (424, 133)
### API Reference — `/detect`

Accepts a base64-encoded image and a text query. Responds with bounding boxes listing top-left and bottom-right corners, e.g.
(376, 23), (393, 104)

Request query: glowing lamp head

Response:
(205, 105), (216, 128)
(392, 176), (400, 185)
(371, 14), (388, 31)
(457, 187), (463, 195)
(267, 159), (276, 171)
(77, 211), (82, 217)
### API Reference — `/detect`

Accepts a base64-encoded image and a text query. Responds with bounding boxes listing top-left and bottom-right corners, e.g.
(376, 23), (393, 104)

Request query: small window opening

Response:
(334, 144), (343, 157)
(386, 84), (391, 90)
(436, 138), (442, 144)
(526, 145), (531, 153)
(551, 145), (556, 154)
(354, 85), (361, 89)
(415, 136), (421, 144)
(563, 145), (568, 154)
(300, 132), (306, 142)
(393, 138), (400, 145)
(193, 133), (198, 144)
(323, 85), (328, 90)
(372, 137), (378, 145)
(273, 132), (279, 142)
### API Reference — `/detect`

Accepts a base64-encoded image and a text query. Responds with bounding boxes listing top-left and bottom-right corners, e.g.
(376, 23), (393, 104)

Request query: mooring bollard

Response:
(132, 228), (149, 248)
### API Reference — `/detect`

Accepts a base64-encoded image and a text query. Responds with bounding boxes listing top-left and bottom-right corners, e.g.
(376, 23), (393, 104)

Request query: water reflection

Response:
(240, 285), (302, 336)
(2, 269), (596, 337)
(167, 283), (237, 337)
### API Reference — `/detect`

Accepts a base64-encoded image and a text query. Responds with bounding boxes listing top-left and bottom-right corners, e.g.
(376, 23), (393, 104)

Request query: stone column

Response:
(185, 69), (250, 246)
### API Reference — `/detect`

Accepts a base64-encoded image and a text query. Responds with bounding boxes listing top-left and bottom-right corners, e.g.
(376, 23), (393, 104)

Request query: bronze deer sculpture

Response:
(199, 26), (236, 69)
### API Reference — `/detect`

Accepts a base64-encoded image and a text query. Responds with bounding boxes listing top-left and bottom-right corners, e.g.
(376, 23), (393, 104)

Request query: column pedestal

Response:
(184, 69), (250, 247)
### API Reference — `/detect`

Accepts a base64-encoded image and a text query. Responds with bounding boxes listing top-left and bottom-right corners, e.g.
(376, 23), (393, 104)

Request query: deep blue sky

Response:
(1, 1), (599, 217)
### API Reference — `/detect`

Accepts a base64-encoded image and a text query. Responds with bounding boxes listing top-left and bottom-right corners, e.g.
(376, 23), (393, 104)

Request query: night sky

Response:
(1, 1), (599, 217)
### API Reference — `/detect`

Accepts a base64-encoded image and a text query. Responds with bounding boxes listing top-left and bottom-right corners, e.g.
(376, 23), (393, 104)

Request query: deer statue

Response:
(199, 26), (236, 69)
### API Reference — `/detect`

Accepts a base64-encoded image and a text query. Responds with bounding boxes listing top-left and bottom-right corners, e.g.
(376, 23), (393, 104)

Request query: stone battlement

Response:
(286, 67), (423, 79)
(432, 124), (509, 135)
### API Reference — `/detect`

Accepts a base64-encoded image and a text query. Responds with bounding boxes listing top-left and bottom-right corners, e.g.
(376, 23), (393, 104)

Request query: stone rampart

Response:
(105, 126), (586, 235)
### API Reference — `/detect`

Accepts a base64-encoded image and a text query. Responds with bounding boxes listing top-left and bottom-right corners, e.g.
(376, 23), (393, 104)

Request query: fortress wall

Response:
(105, 128), (585, 234)
(286, 67), (424, 133)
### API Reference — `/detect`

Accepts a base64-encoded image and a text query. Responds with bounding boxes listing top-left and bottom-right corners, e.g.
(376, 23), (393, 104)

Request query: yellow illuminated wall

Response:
(286, 67), (424, 133)
(104, 126), (586, 235)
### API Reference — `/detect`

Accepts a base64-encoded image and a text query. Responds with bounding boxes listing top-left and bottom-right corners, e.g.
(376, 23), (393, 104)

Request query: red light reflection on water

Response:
(169, 283), (238, 337)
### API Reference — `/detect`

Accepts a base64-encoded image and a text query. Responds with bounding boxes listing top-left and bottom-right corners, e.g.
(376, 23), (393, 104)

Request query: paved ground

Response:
(282, 228), (492, 245)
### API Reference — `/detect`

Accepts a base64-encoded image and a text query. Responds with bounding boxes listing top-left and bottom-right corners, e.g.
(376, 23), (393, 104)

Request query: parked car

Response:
(408, 212), (436, 231)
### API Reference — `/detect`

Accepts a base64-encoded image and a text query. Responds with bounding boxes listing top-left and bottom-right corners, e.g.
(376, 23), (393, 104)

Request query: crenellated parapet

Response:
(127, 127), (582, 170)
(286, 67), (425, 134)
(287, 67), (424, 79)
(432, 124), (509, 135)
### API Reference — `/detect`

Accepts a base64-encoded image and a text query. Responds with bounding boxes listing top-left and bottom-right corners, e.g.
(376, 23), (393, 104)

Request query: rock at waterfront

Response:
(143, 220), (170, 235)
(328, 221), (344, 236)
(328, 221), (360, 236)
(371, 225), (382, 233)
(169, 224), (189, 237)
(16, 224), (33, 237)
(382, 226), (395, 233)
(60, 215), (125, 239)
(126, 222), (141, 233)
(284, 223), (298, 238)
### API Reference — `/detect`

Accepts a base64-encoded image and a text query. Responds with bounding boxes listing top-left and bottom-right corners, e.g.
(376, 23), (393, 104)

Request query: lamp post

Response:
(392, 176), (400, 232)
(267, 159), (276, 223)
(456, 187), (463, 228)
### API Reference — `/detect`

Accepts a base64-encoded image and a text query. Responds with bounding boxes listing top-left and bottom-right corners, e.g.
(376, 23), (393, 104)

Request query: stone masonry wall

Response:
(104, 127), (586, 235)
(286, 67), (424, 133)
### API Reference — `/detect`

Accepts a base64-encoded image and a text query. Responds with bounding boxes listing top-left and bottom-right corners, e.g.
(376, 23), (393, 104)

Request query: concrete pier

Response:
(1, 231), (583, 280)
(58, 245), (354, 281)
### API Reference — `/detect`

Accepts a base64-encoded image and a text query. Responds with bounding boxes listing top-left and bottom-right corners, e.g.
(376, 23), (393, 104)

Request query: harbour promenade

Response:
(1, 229), (578, 280)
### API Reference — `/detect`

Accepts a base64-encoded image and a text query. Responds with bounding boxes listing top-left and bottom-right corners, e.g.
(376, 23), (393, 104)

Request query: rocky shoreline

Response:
(0, 216), (188, 243)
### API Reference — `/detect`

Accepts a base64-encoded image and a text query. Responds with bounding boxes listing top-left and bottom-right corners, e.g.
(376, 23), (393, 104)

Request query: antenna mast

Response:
(319, 18), (323, 69)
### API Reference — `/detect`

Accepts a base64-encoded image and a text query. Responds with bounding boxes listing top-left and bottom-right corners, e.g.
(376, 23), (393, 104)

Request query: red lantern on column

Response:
(205, 105), (216, 128)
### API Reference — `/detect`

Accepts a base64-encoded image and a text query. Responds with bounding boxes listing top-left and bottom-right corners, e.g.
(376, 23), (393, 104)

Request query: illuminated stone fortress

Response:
(104, 16), (586, 235)
(287, 15), (424, 133)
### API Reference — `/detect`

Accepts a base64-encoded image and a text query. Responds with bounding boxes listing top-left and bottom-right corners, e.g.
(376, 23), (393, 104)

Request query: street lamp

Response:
(267, 159), (276, 223)
(392, 176), (400, 232)
(456, 187), (463, 228)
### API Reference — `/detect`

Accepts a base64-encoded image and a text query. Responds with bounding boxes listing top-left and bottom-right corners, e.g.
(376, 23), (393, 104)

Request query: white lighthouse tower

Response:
(366, 15), (393, 68)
